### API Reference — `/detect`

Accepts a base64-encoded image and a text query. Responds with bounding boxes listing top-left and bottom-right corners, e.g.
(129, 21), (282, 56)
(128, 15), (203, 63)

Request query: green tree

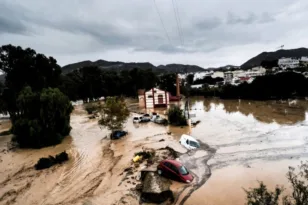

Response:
(98, 97), (129, 131)
(0, 44), (62, 121)
(244, 182), (283, 205)
(167, 106), (187, 126)
(245, 162), (308, 205)
(0, 45), (72, 148)
(12, 87), (73, 148)
(186, 74), (194, 85)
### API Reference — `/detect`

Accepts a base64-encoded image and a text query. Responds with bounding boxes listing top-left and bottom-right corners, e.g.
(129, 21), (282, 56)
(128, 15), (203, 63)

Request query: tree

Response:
(245, 162), (308, 205)
(0, 44), (62, 121)
(186, 74), (194, 85)
(158, 73), (176, 95)
(12, 87), (73, 148)
(167, 106), (187, 126)
(0, 45), (72, 148)
(98, 97), (130, 131)
(244, 182), (283, 205)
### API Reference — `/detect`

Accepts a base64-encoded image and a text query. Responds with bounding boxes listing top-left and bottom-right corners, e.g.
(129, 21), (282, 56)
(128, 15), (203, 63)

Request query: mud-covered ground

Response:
(1, 99), (308, 205)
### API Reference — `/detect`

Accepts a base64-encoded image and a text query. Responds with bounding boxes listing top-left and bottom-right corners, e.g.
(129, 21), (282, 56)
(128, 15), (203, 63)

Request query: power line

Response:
(174, 0), (184, 45)
(153, 0), (172, 45)
(172, 0), (183, 45)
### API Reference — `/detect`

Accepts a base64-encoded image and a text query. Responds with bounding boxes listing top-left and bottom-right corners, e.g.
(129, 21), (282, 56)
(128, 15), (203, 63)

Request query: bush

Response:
(245, 162), (308, 205)
(12, 87), (73, 148)
(167, 106), (187, 126)
(34, 151), (69, 170)
(84, 102), (101, 114)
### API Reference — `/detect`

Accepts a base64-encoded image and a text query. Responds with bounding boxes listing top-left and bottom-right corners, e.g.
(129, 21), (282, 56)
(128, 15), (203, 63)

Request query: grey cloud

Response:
(196, 17), (222, 30)
(259, 12), (276, 23)
(0, 16), (27, 34)
(0, 2), (28, 35)
(134, 44), (192, 54)
(227, 12), (258, 25)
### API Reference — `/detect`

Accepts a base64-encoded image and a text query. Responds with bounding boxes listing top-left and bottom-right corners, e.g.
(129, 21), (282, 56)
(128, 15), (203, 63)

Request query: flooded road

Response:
(183, 99), (308, 205)
(0, 99), (308, 205)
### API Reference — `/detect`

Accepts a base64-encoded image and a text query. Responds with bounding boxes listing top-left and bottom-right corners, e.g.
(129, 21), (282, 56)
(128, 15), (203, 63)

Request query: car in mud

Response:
(179, 134), (200, 150)
(153, 116), (168, 125)
(110, 130), (128, 140)
(157, 159), (193, 183)
(140, 114), (151, 123)
(133, 116), (142, 123)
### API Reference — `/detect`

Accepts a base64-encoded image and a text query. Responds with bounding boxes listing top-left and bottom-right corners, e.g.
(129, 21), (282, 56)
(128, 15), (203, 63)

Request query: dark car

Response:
(110, 130), (127, 140)
(157, 159), (193, 183)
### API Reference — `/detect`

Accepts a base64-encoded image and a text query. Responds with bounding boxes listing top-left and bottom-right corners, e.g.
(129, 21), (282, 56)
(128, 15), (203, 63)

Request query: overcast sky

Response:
(1, 0), (308, 68)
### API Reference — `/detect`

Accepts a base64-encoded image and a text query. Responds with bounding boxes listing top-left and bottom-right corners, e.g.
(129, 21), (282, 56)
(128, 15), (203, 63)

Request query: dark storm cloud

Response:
(0, 0), (307, 67)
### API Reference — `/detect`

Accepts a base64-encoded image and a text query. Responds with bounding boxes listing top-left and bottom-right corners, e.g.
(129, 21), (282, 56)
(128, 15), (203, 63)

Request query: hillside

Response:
(62, 60), (205, 74)
(241, 47), (308, 69)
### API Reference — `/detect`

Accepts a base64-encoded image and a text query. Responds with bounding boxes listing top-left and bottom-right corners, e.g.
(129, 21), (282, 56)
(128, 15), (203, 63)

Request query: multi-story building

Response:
(278, 58), (300, 69)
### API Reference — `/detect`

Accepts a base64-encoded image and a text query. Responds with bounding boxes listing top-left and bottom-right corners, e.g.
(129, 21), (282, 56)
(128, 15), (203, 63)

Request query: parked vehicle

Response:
(179, 134), (200, 150)
(133, 117), (141, 123)
(110, 130), (127, 140)
(154, 116), (168, 125)
(157, 159), (193, 183)
(142, 114), (151, 120)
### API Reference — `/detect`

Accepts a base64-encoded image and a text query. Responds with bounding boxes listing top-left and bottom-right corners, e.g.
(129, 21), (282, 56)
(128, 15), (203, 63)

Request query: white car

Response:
(133, 117), (142, 123)
(179, 134), (200, 150)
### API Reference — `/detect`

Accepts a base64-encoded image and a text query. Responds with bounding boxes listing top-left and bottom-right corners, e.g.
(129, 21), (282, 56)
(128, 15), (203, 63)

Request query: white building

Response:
(278, 58), (299, 69)
(193, 71), (212, 81)
(211, 71), (224, 79)
(138, 88), (169, 108)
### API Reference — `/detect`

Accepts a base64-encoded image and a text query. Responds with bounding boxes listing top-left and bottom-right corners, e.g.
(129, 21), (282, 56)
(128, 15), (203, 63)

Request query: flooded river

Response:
(0, 99), (308, 205)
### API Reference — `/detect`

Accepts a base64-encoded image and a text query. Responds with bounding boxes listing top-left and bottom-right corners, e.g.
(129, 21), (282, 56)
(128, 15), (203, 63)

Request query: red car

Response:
(157, 159), (193, 183)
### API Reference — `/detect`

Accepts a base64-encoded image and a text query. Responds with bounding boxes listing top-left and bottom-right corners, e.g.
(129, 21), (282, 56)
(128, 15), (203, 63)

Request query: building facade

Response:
(138, 88), (169, 108)
(278, 58), (300, 69)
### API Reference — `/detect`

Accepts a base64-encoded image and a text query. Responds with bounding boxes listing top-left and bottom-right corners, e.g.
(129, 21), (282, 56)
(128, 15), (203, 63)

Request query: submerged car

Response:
(179, 134), (200, 150)
(110, 130), (127, 140)
(157, 159), (193, 183)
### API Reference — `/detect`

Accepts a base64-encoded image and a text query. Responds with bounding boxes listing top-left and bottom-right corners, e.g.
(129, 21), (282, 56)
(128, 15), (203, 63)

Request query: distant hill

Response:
(241, 47), (308, 69)
(62, 60), (205, 74)
(206, 65), (240, 71)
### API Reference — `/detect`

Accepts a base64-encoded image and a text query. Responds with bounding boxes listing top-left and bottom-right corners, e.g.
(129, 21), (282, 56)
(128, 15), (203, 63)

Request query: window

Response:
(189, 141), (200, 148)
(170, 165), (179, 174)
(158, 94), (163, 98)
(179, 166), (189, 175)
(147, 95), (153, 98)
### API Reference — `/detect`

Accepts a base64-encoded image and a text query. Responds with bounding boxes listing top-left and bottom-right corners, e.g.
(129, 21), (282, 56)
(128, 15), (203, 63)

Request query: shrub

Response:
(167, 106), (187, 126)
(34, 151), (69, 170)
(245, 162), (308, 205)
(84, 102), (101, 114)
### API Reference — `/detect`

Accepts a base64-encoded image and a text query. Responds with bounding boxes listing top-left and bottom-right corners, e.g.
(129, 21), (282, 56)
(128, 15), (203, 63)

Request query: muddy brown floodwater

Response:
(0, 99), (308, 205)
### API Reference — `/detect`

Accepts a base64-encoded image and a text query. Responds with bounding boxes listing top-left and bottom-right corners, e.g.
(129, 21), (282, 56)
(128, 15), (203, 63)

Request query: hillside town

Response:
(179, 56), (308, 88)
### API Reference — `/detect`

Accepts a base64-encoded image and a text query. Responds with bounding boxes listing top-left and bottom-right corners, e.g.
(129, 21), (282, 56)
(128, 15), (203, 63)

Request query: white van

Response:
(179, 134), (200, 150)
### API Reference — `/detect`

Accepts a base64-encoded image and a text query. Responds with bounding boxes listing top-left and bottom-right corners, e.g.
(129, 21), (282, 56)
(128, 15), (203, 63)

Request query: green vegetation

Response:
(11, 87), (73, 148)
(245, 162), (308, 205)
(0, 44), (72, 148)
(98, 97), (130, 131)
(167, 106), (187, 126)
(84, 102), (101, 114)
